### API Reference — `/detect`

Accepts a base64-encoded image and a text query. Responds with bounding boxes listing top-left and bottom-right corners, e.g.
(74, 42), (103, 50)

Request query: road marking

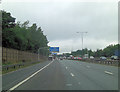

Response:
(104, 71), (113, 75)
(8, 61), (54, 91)
(66, 67), (68, 69)
(78, 82), (81, 85)
(86, 65), (90, 68)
(70, 73), (75, 77)
(66, 84), (72, 86)
(79, 64), (81, 65)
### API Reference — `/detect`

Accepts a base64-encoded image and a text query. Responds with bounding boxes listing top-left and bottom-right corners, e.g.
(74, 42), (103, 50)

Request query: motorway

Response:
(2, 60), (118, 90)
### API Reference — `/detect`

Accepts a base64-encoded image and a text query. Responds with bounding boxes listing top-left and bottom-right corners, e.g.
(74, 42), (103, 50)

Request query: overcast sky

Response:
(1, 0), (118, 53)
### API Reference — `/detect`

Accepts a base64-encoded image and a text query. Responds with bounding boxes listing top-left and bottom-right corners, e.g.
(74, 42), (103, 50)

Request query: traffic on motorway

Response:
(2, 1), (119, 91)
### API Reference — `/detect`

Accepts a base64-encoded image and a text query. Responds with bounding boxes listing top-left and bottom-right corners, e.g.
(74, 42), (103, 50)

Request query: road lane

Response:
(9, 61), (53, 90)
(15, 60), (67, 90)
(60, 60), (118, 90)
(3, 60), (118, 90)
(2, 60), (52, 90)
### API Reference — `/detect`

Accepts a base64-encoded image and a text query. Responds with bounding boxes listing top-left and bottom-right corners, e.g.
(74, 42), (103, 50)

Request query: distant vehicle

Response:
(59, 57), (63, 60)
(78, 57), (82, 60)
(111, 55), (118, 60)
(48, 55), (53, 61)
(67, 57), (71, 59)
(72, 56), (74, 59)
(63, 56), (66, 59)
(74, 57), (77, 59)
(84, 54), (89, 59)
(83, 56), (88, 59)
(100, 56), (107, 60)
(73, 57), (82, 60)
(90, 56), (94, 59)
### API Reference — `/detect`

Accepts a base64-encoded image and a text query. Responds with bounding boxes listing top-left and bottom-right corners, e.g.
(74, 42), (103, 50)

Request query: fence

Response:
(2, 61), (41, 71)
(2, 47), (46, 64)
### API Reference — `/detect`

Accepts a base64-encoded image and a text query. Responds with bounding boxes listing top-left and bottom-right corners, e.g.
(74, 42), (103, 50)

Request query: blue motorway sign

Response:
(49, 47), (59, 52)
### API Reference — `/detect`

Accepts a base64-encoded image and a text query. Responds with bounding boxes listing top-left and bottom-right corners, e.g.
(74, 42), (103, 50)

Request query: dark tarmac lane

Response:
(2, 60), (118, 90)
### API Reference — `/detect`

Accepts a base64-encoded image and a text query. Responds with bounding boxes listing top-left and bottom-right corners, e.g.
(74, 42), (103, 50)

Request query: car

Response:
(74, 57), (77, 59)
(100, 56), (107, 60)
(111, 55), (118, 60)
(78, 57), (82, 60)
(48, 56), (53, 61)
(67, 57), (71, 59)
(90, 56), (94, 59)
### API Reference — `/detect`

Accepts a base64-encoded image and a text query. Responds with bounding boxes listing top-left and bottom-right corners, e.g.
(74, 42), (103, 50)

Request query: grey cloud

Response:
(2, 1), (118, 52)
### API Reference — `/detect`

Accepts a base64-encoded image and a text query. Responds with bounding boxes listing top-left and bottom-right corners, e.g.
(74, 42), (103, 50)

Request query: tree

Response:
(2, 10), (16, 29)
(2, 10), (49, 56)
(70, 44), (120, 57)
(2, 10), (16, 48)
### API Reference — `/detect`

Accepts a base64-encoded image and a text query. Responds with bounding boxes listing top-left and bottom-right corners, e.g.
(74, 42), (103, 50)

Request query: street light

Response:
(76, 32), (88, 57)
(38, 47), (49, 61)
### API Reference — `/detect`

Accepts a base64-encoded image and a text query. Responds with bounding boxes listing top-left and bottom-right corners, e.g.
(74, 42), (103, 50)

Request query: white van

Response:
(111, 56), (118, 60)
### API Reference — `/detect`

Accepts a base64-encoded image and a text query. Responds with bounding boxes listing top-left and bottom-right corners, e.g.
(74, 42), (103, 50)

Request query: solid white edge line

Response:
(8, 61), (53, 91)
(70, 73), (75, 77)
(104, 71), (113, 75)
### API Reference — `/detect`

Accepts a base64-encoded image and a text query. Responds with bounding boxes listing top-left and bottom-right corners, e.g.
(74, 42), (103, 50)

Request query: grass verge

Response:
(2, 61), (44, 74)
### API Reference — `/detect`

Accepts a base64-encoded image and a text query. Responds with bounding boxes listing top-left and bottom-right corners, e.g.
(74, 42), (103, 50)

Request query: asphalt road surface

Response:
(2, 60), (118, 90)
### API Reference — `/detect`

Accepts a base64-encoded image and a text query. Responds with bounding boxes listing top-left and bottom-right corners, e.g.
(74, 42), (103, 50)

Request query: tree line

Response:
(64, 44), (119, 57)
(2, 10), (49, 55)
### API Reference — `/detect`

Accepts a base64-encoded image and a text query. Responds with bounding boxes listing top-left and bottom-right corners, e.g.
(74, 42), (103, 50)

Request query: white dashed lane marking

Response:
(70, 73), (75, 77)
(104, 71), (113, 75)
(66, 84), (72, 86)
(86, 65), (90, 68)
